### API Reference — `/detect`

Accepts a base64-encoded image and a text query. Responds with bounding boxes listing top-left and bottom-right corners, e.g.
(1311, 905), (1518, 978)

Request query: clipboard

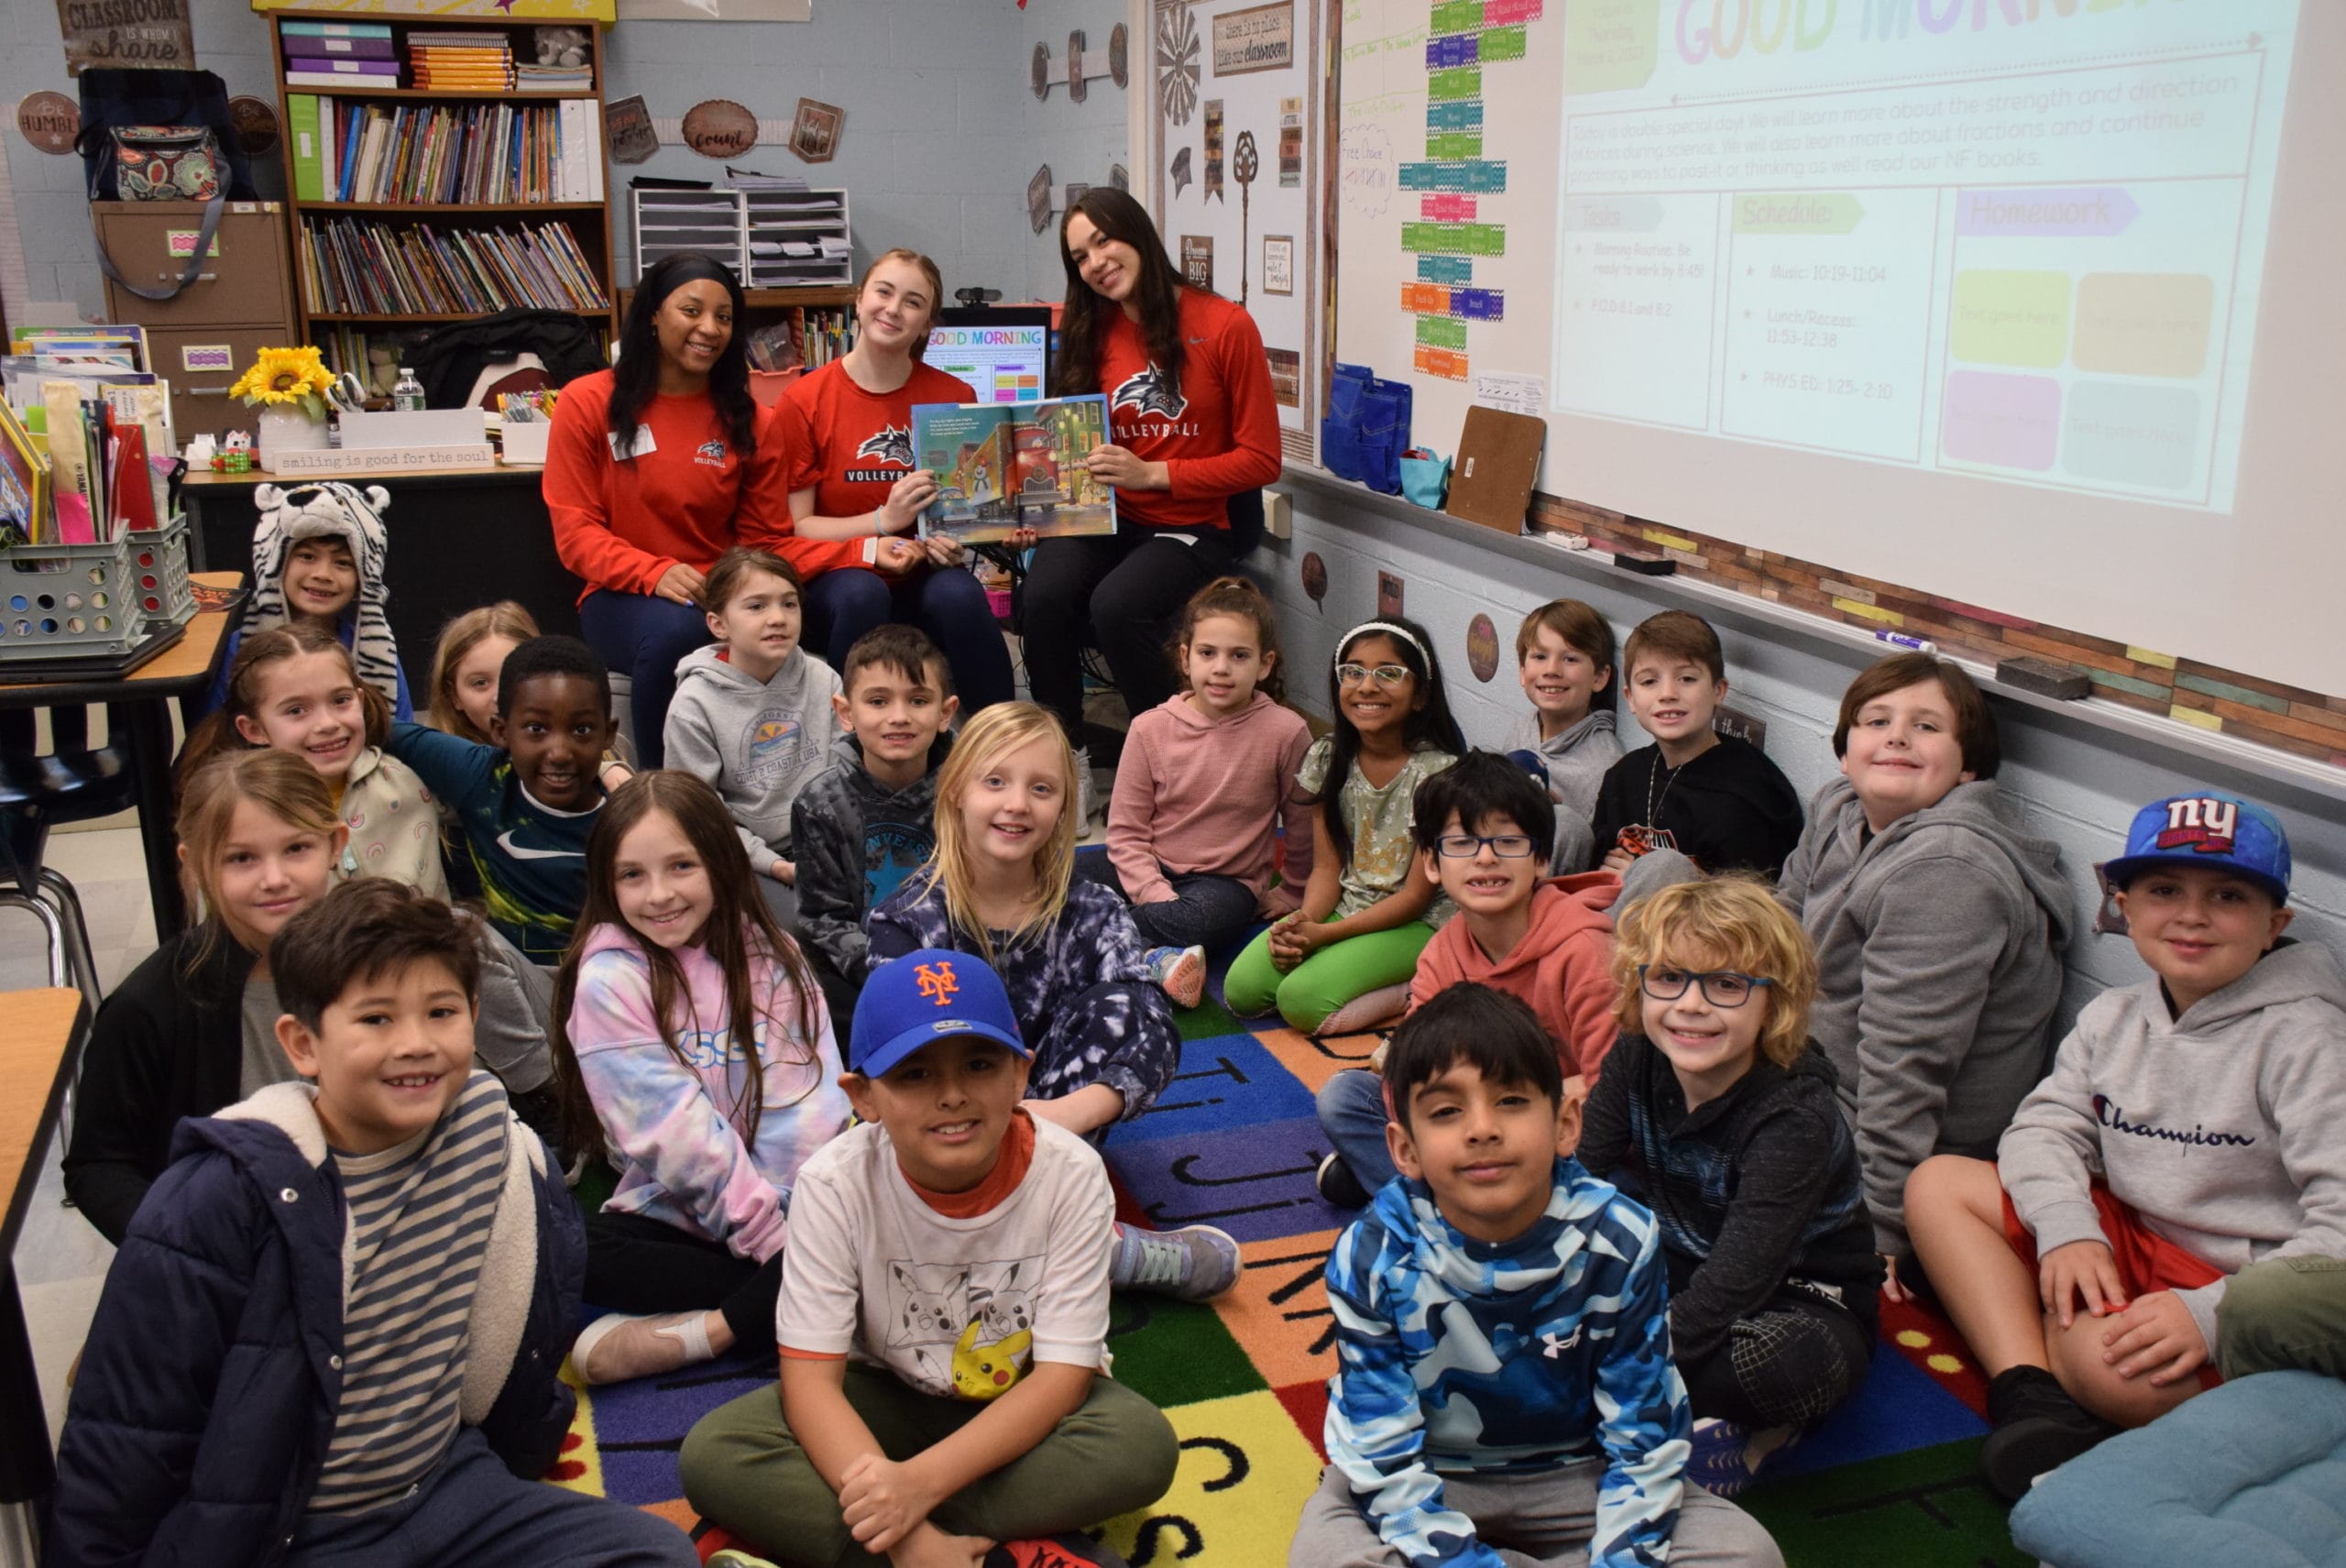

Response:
(1444, 405), (1546, 534)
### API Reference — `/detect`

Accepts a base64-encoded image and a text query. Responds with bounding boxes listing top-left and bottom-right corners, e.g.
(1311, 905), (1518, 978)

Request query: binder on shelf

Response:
(289, 94), (323, 202)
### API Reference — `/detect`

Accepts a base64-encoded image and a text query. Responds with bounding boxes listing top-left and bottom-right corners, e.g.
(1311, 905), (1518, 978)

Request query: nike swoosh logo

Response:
(497, 830), (581, 861)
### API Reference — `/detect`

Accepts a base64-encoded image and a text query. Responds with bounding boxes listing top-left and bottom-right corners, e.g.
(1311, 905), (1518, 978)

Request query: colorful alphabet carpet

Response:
(555, 919), (2027, 1565)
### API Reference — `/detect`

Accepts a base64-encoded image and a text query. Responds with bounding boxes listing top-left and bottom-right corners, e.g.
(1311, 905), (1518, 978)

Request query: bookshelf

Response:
(266, 8), (619, 382)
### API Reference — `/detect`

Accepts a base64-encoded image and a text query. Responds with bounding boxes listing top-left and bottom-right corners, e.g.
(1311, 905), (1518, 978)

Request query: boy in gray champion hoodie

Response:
(1905, 789), (2346, 1499)
(1776, 654), (2071, 1260)
(661, 553), (841, 915)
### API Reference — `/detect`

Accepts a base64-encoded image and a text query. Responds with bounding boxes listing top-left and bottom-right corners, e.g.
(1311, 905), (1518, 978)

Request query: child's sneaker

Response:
(985, 1535), (1132, 1568)
(706, 1550), (781, 1568)
(1072, 744), (1099, 823)
(1979, 1365), (2115, 1500)
(571, 1309), (716, 1385)
(1146, 945), (1207, 1010)
(1108, 1219), (1241, 1299)
(1685, 1417), (1797, 1496)
(1315, 1151), (1371, 1210)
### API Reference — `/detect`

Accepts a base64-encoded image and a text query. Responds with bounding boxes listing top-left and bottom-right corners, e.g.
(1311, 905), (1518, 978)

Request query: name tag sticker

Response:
(609, 424), (656, 459)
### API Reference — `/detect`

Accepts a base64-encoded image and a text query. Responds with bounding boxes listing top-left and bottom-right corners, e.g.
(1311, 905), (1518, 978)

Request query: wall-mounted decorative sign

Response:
(789, 97), (841, 163)
(1179, 234), (1213, 291)
(1263, 234), (1293, 296)
(606, 93), (657, 164)
(56, 0), (192, 76)
(1211, 1), (1292, 77)
(17, 92), (79, 155)
(1466, 614), (1499, 683)
(1027, 165), (1055, 236)
(1156, 3), (1199, 127)
(229, 95), (279, 157)
(680, 98), (759, 160)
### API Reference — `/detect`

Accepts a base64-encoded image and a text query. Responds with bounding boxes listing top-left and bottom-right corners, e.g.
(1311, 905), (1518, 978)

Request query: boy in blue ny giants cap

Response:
(1905, 791), (2346, 1499)
(677, 949), (1175, 1568)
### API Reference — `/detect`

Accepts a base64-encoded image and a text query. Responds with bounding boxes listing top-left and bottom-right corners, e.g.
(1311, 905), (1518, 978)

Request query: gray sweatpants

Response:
(1288, 1459), (1783, 1568)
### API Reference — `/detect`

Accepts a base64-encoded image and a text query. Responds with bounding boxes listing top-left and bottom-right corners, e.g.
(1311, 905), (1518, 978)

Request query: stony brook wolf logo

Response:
(1111, 363), (1188, 420)
(856, 424), (915, 467)
(2155, 796), (2239, 854)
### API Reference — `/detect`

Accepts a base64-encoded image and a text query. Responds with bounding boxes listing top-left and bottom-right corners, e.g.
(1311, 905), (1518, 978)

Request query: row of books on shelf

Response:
(300, 216), (610, 317)
(282, 20), (570, 92)
(744, 307), (853, 375)
(289, 96), (605, 205)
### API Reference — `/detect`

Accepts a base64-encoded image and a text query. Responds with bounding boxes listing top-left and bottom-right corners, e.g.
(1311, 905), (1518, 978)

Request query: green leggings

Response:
(1222, 918), (1435, 1034)
(2217, 1254), (2346, 1381)
(677, 1366), (1178, 1568)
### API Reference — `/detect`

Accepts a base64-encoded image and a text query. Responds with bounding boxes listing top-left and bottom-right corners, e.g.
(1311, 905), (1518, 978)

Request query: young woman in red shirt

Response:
(779, 248), (1015, 711)
(544, 254), (795, 766)
(1026, 189), (1283, 810)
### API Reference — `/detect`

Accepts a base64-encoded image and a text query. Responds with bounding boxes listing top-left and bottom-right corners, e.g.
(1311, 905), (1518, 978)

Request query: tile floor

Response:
(5, 819), (152, 1444)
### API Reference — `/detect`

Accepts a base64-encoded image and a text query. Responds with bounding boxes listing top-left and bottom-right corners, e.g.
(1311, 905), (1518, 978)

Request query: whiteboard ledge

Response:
(1278, 464), (2346, 816)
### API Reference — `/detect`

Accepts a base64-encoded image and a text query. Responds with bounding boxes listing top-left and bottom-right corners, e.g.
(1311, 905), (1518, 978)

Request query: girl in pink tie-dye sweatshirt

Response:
(552, 772), (851, 1386)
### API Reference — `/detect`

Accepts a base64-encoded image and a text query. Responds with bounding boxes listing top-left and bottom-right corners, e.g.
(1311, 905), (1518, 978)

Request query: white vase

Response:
(256, 404), (331, 471)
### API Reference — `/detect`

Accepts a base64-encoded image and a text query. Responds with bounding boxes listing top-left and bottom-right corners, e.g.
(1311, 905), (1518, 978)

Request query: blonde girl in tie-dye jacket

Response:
(551, 771), (850, 1387)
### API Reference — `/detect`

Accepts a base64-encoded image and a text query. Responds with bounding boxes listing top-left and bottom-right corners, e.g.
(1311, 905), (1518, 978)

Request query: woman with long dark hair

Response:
(780, 247), (1017, 711)
(1028, 188), (1283, 814)
(544, 253), (795, 764)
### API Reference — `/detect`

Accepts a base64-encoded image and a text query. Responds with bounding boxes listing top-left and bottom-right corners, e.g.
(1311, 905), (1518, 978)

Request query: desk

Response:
(182, 465), (584, 695)
(0, 576), (241, 944)
(0, 988), (89, 1565)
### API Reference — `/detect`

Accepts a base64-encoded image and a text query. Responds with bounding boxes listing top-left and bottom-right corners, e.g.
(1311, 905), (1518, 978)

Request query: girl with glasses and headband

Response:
(1576, 876), (1881, 1492)
(1224, 616), (1464, 1034)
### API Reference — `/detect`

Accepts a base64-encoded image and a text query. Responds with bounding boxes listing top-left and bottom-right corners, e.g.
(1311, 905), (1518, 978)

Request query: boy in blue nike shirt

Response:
(389, 635), (618, 962)
(1291, 983), (1781, 1568)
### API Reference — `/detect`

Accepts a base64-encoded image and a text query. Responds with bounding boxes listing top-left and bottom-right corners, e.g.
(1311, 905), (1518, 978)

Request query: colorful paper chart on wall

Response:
(1149, 0), (1328, 466)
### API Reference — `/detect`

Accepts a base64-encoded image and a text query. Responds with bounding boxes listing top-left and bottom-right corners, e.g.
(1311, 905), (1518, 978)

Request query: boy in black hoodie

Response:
(1590, 611), (1803, 878)
(1578, 876), (1880, 1494)
(789, 625), (958, 1036)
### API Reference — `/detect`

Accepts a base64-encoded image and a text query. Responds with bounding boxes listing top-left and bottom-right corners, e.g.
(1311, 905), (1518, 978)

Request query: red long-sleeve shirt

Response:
(1093, 289), (1283, 531)
(543, 369), (812, 602)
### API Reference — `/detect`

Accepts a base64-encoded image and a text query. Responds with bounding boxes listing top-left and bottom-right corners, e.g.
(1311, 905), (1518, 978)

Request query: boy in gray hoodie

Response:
(1777, 654), (2070, 1268)
(662, 549), (840, 922)
(788, 626), (957, 1035)
(1906, 790), (2346, 1499)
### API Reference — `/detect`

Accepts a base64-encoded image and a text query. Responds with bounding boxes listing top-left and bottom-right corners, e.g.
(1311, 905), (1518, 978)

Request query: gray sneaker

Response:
(1108, 1220), (1241, 1299)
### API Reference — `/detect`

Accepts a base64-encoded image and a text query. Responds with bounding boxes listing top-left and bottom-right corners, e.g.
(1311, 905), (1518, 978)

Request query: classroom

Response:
(0, 1), (2341, 1565)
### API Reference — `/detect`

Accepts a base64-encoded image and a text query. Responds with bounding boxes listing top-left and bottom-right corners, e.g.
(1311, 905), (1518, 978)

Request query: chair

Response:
(0, 704), (134, 1002)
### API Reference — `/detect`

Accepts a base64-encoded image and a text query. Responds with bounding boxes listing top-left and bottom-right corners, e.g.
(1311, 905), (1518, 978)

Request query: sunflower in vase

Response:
(229, 346), (336, 419)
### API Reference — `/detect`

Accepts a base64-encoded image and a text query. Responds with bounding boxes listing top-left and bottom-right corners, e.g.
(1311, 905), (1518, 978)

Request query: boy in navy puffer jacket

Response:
(47, 880), (695, 1568)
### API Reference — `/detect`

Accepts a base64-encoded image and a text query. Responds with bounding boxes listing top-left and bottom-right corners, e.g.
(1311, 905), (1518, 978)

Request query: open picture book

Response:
(910, 393), (1117, 543)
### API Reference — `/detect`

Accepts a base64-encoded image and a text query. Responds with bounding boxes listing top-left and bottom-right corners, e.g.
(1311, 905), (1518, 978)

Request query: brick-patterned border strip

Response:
(1526, 494), (2346, 771)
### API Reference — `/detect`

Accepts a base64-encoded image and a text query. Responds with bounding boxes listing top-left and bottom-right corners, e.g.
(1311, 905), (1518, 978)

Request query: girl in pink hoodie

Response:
(554, 771), (850, 1386)
(1089, 577), (1314, 1008)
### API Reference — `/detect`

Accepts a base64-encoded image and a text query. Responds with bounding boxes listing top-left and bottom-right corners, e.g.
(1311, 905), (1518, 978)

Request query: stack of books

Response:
(284, 20), (400, 90)
(299, 215), (610, 316)
(517, 60), (592, 92)
(290, 97), (605, 204)
(408, 30), (516, 91)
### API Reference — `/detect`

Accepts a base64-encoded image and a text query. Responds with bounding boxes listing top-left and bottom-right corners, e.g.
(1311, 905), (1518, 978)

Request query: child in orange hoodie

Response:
(1314, 751), (1625, 1206)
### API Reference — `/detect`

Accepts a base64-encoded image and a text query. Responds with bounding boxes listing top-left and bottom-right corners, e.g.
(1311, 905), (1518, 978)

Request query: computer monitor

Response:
(927, 306), (1055, 404)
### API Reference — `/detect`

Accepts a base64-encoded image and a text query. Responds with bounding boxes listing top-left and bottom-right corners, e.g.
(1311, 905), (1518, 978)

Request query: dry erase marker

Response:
(1875, 630), (1937, 654)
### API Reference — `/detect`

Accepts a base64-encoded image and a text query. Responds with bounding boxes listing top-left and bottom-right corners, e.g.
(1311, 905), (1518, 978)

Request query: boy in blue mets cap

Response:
(679, 949), (1175, 1568)
(1907, 790), (2346, 1499)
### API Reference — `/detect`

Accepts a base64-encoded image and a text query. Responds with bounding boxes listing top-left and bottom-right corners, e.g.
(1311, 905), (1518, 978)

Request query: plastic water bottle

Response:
(391, 365), (425, 411)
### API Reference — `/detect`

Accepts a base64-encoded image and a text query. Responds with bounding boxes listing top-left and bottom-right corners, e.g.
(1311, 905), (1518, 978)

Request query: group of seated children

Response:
(43, 506), (2346, 1568)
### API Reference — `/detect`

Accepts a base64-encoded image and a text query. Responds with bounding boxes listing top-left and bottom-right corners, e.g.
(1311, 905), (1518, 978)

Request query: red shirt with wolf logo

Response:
(784, 358), (978, 524)
(1093, 288), (1282, 532)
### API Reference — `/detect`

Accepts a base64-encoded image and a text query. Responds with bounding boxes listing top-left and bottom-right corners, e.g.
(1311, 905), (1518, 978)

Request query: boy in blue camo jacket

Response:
(1290, 983), (1782, 1568)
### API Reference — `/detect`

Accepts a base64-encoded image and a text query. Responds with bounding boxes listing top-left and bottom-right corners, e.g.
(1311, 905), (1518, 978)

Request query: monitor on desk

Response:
(927, 307), (1054, 404)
